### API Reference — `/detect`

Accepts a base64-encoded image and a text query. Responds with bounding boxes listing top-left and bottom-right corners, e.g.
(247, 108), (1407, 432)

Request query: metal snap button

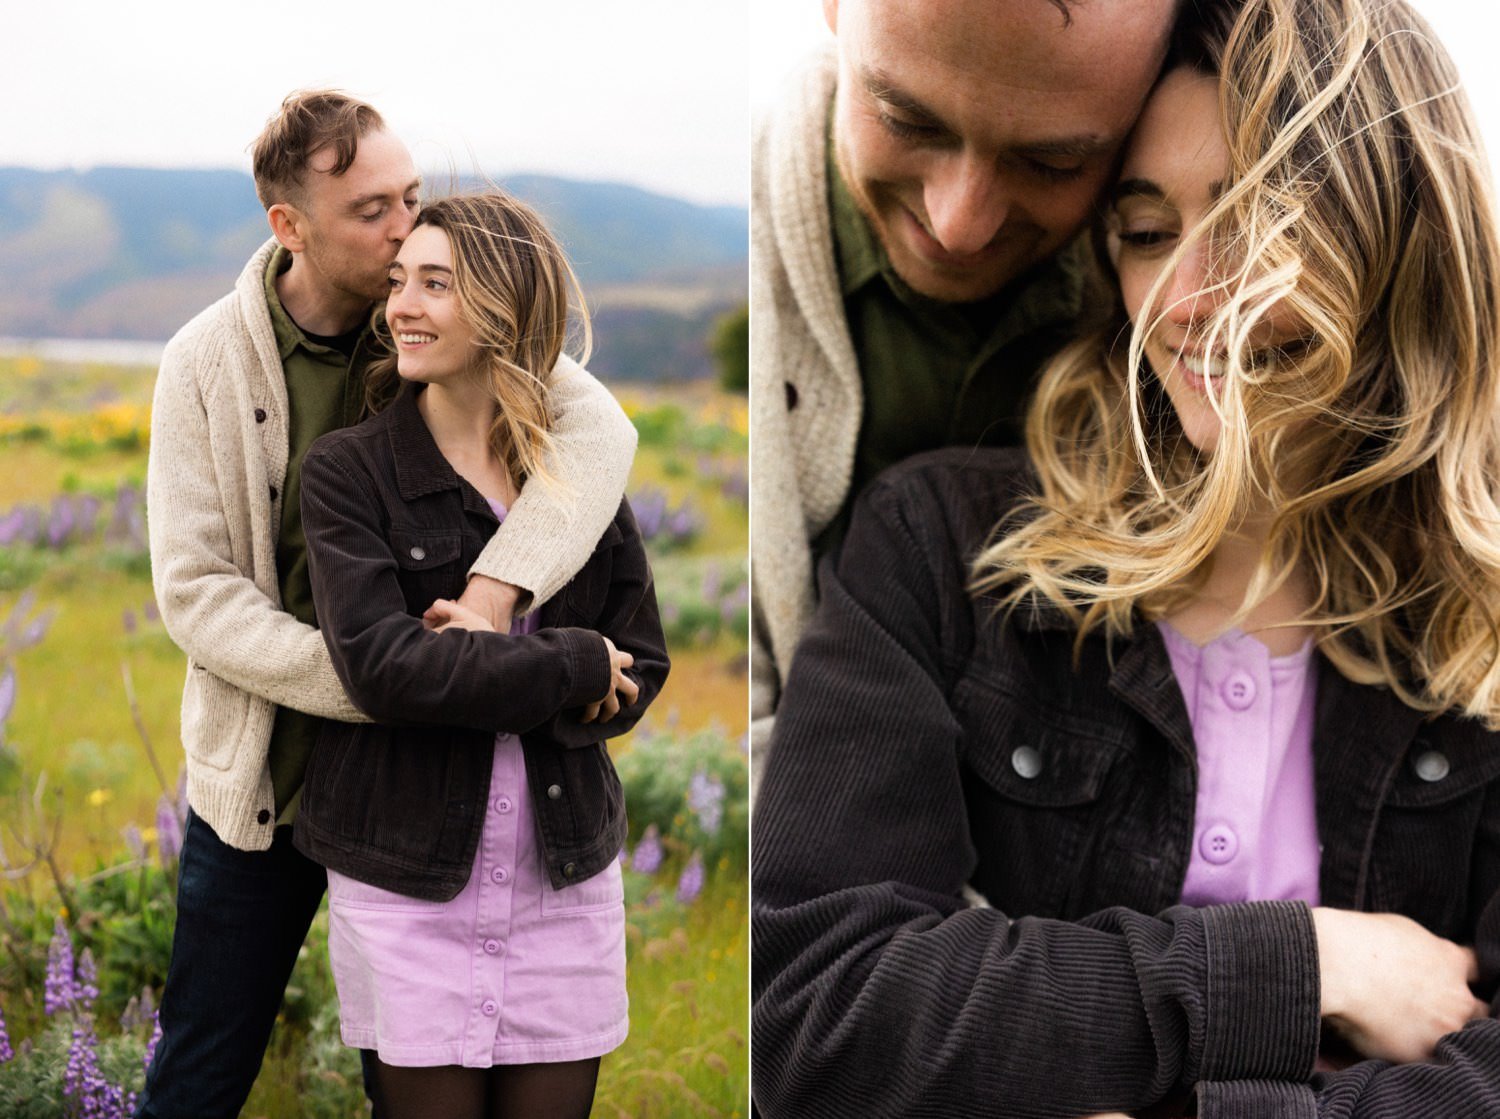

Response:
(547, 784), (562, 800)
(409, 546), (426, 562)
(563, 862), (577, 878)
(1010, 746), (1043, 780)
(1413, 751), (1451, 783)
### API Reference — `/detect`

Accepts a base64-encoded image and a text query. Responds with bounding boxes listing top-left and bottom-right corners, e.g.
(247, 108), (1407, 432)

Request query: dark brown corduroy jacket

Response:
(292, 382), (668, 900)
(752, 447), (1500, 1119)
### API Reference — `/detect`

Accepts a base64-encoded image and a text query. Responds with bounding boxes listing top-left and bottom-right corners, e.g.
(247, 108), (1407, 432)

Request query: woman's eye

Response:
(386, 276), (403, 290)
(425, 279), (448, 292)
(1118, 229), (1176, 251)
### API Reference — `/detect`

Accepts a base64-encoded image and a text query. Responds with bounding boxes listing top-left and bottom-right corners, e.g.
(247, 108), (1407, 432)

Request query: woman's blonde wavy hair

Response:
(971, 0), (1500, 724)
(365, 191), (591, 491)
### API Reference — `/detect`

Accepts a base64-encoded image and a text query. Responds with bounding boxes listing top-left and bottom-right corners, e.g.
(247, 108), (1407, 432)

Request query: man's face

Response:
(828, 0), (1176, 303)
(294, 129), (421, 306)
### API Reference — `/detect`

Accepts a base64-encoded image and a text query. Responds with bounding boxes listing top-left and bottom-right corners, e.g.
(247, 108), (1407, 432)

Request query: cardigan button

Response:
(547, 784), (563, 800)
(257, 809), (271, 825)
(784, 381), (799, 411)
(1010, 746), (1043, 780)
(253, 407), (267, 423)
(268, 486), (278, 502)
(1413, 750), (1451, 783)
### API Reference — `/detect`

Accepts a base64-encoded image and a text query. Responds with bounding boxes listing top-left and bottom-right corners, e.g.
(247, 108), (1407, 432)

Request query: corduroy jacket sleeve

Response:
(750, 468), (1323, 1118)
(1199, 773), (1500, 1119)
(467, 355), (637, 613)
(299, 439), (613, 732)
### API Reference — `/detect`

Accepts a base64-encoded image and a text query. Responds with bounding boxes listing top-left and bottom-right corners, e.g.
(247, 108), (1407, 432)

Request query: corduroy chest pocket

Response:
(955, 677), (1127, 917)
(388, 528), (466, 608)
(1368, 724), (1500, 936)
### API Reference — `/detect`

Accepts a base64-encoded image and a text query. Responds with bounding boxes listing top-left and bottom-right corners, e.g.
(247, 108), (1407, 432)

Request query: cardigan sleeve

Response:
(751, 468), (1323, 1118)
(466, 354), (636, 612)
(146, 335), (366, 723)
(299, 440), (614, 732)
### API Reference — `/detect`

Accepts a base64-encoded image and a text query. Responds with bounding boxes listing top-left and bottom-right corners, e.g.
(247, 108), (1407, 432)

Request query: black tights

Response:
(370, 1055), (601, 1119)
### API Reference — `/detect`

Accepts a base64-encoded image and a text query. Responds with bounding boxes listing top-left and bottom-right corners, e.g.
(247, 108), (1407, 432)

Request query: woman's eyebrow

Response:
(1112, 178), (1166, 205)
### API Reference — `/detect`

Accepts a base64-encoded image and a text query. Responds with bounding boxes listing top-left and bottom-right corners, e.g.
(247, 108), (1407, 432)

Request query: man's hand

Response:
(457, 574), (524, 634)
(581, 635), (638, 724)
(1314, 908), (1489, 1063)
(422, 599), (496, 634)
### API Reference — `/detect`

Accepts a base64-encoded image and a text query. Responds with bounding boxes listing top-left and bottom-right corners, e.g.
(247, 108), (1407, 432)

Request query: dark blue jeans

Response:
(135, 810), (333, 1118)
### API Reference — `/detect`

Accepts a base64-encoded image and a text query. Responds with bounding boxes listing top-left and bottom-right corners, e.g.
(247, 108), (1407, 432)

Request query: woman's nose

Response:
(1159, 241), (1223, 326)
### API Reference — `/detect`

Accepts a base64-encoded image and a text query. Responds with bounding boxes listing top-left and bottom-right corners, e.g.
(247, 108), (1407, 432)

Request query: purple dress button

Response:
(483, 939), (502, 955)
(482, 999), (498, 1017)
(1200, 824), (1239, 865)
(494, 797), (512, 814)
(491, 867), (508, 884)
(1222, 671), (1257, 711)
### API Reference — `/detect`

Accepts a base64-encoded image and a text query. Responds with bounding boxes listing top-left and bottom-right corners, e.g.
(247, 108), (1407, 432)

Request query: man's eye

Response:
(1024, 159), (1086, 183)
(404, 196), (420, 212)
(361, 209), (385, 223)
(878, 112), (942, 143)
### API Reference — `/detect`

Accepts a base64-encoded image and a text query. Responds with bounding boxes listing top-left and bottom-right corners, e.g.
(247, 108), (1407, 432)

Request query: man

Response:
(749, 0), (1181, 765)
(139, 91), (636, 1118)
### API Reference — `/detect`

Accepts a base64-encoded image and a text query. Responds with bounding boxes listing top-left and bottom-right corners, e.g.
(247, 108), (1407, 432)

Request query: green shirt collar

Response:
(263, 245), (377, 362)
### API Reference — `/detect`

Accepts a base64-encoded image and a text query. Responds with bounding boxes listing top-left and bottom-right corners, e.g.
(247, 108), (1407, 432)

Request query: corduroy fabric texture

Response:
(752, 447), (1500, 1118)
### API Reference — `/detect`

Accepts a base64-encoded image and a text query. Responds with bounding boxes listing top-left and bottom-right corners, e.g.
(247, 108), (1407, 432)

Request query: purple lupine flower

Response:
(122, 823), (146, 862)
(720, 583), (749, 627)
(156, 793), (184, 867)
(0, 508), (25, 546)
(631, 488), (667, 539)
(122, 609), (137, 635)
(630, 824), (664, 875)
(0, 1001), (12, 1062)
(143, 598), (160, 624)
(667, 505), (701, 545)
(700, 564), (721, 603)
(0, 664), (15, 727)
(46, 497), (75, 549)
(17, 608), (54, 653)
(77, 494), (102, 539)
(144, 1008), (162, 1074)
(676, 851), (706, 905)
(77, 948), (99, 1009)
(45, 916), (77, 1015)
(687, 770), (726, 836)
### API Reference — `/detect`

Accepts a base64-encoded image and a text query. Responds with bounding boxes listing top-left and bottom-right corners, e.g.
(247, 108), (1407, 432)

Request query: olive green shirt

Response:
(825, 141), (1089, 548)
(263, 247), (379, 823)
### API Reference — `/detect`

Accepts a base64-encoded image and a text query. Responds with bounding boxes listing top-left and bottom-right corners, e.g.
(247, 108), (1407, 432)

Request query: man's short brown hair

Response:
(250, 89), (385, 210)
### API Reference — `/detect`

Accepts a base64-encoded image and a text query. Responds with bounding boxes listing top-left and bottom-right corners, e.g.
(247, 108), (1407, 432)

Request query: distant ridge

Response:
(0, 166), (746, 381)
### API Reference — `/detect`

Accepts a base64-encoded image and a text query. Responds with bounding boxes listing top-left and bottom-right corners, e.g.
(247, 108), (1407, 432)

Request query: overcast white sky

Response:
(4, 0), (748, 207)
(751, 1), (1500, 177)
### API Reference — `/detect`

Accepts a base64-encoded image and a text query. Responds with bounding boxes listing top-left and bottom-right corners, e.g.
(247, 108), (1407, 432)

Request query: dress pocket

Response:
(540, 855), (624, 917)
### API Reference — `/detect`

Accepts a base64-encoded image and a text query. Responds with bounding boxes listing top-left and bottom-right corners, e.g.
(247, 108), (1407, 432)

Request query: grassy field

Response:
(0, 356), (749, 1118)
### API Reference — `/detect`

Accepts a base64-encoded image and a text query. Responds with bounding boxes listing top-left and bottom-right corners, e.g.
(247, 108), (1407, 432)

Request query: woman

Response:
(295, 192), (669, 1118)
(753, 0), (1500, 1115)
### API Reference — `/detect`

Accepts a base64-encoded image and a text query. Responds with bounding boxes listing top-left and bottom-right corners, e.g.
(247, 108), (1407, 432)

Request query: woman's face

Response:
(386, 224), (478, 385)
(1108, 67), (1303, 454)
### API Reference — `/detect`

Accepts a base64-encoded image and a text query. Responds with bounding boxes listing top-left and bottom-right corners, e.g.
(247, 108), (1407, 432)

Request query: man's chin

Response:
(886, 253), (1016, 304)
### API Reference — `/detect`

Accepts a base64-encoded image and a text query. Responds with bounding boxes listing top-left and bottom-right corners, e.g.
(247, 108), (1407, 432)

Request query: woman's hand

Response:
(1313, 908), (1489, 1062)
(581, 635), (638, 724)
(423, 598), (497, 633)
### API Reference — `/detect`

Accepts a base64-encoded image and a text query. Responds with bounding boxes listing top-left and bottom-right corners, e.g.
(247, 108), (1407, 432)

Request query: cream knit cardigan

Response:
(148, 239), (636, 851)
(750, 47), (862, 776)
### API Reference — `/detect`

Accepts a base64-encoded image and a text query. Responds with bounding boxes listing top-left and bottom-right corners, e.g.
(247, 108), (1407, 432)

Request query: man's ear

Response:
(267, 202), (309, 254)
(823, 0), (838, 34)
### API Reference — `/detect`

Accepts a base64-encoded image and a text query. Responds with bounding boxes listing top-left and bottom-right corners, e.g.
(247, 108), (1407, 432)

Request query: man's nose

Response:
(923, 154), (1008, 256)
(389, 205), (416, 244)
